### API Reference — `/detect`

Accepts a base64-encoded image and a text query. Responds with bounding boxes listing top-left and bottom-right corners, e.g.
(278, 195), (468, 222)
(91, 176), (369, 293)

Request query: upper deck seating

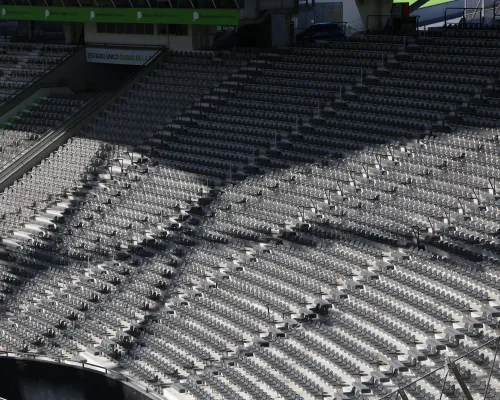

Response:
(0, 43), (76, 104)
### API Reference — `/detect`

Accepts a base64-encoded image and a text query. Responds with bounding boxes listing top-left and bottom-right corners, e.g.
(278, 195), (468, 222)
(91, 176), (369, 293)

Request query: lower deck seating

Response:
(0, 95), (86, 169)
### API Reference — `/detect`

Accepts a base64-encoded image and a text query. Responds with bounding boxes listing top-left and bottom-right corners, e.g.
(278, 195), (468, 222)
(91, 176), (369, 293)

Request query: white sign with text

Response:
(85, 47), (156, 65)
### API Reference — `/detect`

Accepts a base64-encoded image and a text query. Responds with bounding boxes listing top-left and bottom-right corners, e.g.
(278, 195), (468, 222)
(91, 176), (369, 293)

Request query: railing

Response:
(109, 44), (165, 83)
(0, 350), (165, 399)
(495, 0), (500, 19)
(346, 23), (363, 37)
(465, 0), (484, 21)
(0, 91), (111, 192)
(335, 21), (348, 36)
(380, 335), (500, 399)
(0, 45), (79, 114)
(85, 42), (165, 49)
(444, 7), (484, 26)
(414, 15), (421, 31)
(0, 46), (165, 192)
(5, 25), (65, 41)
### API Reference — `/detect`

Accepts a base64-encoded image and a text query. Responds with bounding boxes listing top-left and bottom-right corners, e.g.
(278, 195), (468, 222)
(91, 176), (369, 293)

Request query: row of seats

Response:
(0, 95), (85, 169)
(0, 43), (76, 103)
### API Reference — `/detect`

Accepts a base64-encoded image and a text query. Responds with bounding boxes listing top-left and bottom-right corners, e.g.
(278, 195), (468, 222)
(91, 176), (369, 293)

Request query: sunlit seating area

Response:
(0, 95), (85, 169)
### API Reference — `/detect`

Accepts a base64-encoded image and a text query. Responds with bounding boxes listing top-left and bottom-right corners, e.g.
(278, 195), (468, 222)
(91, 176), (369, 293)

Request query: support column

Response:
(28, 20), (35, 40)
(62, 22), (84, 44)
(75, 23), (84, 44)
(448, 361), (474, 400)
(355, 0), (394, 31)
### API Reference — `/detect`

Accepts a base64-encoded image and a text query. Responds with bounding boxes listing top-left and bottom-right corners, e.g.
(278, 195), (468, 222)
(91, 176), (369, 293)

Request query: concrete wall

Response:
(314, 0), (364, 30)
(0, 356), (159, 400)
(35, 47), (141, 93)
(355, 0), (393, 30)
(84, 23), (193, 51)
(191, 24), (218, 50)
(63, 22), (84, 44)
(240, 0), (259, 20)
(30, 47), (87, 93)
(343, 0), (364, 29)
(272, 14), (289, 46)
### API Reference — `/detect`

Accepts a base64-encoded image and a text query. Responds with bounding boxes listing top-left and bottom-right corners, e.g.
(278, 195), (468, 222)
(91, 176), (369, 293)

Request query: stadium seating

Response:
(0, 95), (85, 169)
(0, 43), (76, 103)
(0, 31), (499, 400)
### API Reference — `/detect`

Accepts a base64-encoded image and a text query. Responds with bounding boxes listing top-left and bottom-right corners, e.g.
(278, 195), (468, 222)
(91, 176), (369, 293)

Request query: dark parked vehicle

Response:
(295, 22), (345, 43)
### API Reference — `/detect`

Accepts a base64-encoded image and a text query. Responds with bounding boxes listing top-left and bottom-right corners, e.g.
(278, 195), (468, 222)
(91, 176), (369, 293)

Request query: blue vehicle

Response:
(295, 22), (345, 43)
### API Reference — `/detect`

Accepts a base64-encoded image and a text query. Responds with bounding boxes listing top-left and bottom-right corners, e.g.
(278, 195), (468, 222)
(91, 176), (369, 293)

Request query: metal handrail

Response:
(467, 0), (484, 21)
(0, 45), (80, 110)
(347, 23), (363, 36)
(0, 91), (111, 192)
(444, 7), (484, 26)
(379, 335), (500, 399)
(0, 46), (165, 192)
(494, 0), (500, 19)
(0, 350), (164, 399)
(415, 15), (421, 30)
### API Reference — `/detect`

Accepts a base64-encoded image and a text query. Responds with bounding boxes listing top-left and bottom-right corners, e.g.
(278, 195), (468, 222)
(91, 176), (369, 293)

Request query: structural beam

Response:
(397, 389), (410, 400)
(409, 0), (431, 13)
(448, 361), (474, 400)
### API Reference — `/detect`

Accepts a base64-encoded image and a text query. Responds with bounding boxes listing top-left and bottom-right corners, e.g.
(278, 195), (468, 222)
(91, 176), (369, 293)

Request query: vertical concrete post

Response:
(28, 20), (35, 40)
(62, 22), (74, 44)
